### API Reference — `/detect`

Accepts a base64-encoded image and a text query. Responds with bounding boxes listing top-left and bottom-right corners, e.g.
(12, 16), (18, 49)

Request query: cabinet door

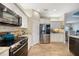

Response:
(74, 39), (79, 55)
(69, 37), (79, 56)
(0, 4), (5, 17)
(69, 37), (76, 52)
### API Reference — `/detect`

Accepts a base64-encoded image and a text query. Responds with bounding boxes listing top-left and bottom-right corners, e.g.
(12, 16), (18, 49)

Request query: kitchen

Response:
(0, 3), (28, 56)
(0, 3), (79, 56)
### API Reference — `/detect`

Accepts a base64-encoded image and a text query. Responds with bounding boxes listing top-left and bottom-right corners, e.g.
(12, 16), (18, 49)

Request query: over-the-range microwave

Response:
(0, 3), (22, 26)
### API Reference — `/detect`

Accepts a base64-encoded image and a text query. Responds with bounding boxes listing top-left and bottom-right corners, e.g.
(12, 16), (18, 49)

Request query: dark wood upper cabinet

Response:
(0, 3), (22, 26)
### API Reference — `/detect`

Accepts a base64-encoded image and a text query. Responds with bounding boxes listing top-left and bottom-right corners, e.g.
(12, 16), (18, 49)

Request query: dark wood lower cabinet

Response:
(69, 37), (79, 56)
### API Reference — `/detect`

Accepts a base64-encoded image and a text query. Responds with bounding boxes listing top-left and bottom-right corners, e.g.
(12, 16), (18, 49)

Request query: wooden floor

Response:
(28, 42), (73, 56)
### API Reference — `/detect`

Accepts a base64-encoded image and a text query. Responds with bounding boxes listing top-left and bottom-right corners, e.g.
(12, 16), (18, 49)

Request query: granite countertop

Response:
(0, 47), (10, 55)
(18, 35), (28, 37)
(69, 35), (79, 39)
(51, 32), (64, 34)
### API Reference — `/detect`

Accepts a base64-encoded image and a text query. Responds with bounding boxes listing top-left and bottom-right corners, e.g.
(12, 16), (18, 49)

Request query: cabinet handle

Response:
(13, 43), (27, 54)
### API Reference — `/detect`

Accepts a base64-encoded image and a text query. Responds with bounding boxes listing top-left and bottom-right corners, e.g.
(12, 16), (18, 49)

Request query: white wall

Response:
(32, 12), (40, 45)
(40, 18), (50, 24)
(50, 21), (63, 29)
(28, 11), (40, 50)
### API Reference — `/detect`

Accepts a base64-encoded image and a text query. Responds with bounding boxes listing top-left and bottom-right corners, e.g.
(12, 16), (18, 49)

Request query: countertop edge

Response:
(69, 35), (79, 39)
(0, 47), (10, 55)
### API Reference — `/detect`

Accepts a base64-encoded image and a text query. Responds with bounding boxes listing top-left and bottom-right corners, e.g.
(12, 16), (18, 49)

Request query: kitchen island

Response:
(0, 47), (9, 56)
(69, 35), (79, 56)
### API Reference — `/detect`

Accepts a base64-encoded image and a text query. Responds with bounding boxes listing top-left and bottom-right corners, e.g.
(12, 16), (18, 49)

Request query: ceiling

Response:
(18, 3), (79, 18)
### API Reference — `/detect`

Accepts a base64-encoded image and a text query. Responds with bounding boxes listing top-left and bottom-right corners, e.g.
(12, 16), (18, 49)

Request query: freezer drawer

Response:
(40, 34), (50, 44)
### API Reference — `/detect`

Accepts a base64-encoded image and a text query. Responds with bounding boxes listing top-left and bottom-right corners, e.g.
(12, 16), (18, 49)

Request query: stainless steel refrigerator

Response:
(39, 24), (50, 44)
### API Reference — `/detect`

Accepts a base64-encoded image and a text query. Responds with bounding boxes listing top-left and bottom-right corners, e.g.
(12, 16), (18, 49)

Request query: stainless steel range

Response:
(9, 36), (28, 56)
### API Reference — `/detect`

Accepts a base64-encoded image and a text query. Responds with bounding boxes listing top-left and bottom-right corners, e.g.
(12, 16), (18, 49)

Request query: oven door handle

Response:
(13, 43), (27, 54)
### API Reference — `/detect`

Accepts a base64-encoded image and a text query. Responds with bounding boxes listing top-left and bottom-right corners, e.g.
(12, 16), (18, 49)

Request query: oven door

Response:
(10, 42), (28, 56)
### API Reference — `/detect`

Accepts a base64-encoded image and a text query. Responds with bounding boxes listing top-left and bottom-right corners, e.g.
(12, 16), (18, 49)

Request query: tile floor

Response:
(28, 42), (73, 56)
